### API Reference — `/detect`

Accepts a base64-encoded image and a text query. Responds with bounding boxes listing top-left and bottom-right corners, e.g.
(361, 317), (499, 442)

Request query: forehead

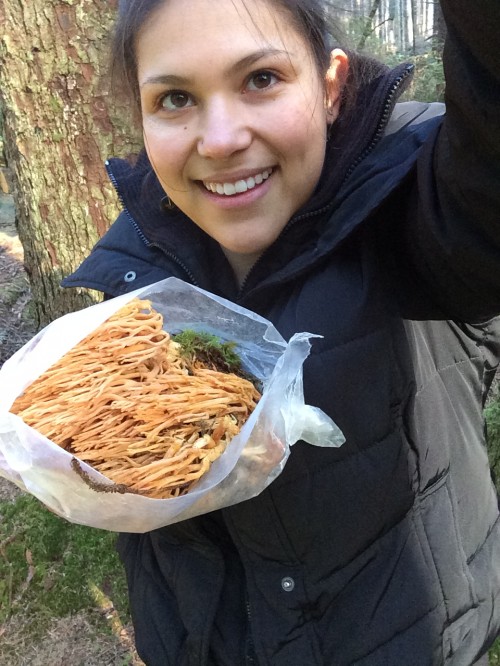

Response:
(135, 0), (307, 75)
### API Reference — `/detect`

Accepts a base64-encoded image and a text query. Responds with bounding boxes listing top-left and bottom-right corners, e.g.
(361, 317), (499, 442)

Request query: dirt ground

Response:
(0, 193), (34, 368)
(0, 191), (144, 665)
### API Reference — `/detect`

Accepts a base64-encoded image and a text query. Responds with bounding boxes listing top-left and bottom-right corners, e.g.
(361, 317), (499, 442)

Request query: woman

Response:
(64, 0), (500, 663)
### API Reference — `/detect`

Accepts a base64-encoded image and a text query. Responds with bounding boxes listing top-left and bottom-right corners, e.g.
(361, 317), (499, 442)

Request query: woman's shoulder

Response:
(385, 101), (445, 137)
(61, 211), (171, 296)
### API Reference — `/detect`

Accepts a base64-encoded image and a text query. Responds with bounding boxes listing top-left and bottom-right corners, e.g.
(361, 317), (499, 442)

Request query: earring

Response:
(161, 195), (177, 211)
(325, 103), (336, 121)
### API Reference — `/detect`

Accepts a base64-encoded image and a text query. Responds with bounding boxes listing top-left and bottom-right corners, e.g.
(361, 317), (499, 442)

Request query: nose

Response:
(197, 97), (251, 159)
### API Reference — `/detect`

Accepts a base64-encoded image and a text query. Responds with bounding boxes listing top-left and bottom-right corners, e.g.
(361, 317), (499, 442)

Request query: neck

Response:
(220, 247), (260, 287)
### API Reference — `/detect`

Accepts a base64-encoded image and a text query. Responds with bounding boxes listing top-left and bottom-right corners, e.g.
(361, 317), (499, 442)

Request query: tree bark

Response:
(0, 0), (142, 326)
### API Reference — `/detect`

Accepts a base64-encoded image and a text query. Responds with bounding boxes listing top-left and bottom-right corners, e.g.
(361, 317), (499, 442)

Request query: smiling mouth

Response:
(202, 168), (273, 196)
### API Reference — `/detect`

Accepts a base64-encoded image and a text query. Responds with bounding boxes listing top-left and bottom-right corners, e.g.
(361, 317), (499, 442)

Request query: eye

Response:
(160, 91), (194, 111)
(246, 70), (279, 91)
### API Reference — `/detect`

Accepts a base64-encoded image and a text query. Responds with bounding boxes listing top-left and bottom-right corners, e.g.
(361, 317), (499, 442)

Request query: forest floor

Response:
(0, 191), (143, 665)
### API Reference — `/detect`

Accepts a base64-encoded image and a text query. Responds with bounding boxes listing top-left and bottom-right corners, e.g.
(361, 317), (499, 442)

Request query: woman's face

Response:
(137, 0), (346, 279)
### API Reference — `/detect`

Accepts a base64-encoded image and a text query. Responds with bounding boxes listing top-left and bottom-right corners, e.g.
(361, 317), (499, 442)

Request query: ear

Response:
(325, 49), (349, 124)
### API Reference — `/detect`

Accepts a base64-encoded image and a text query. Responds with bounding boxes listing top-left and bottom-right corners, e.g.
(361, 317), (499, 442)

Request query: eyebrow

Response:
(139, 48), (290, 88)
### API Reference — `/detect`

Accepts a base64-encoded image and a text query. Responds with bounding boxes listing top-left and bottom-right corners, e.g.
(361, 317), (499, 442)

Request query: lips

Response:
(202, 168), (273, 196)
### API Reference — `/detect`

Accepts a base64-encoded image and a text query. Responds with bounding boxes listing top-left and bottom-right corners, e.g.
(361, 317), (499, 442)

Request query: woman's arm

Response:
(404, 0), (500, 322)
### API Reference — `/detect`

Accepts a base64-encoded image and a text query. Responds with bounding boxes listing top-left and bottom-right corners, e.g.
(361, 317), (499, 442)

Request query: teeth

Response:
(235, 180), (248, 193)
(204, 169), (272, 196)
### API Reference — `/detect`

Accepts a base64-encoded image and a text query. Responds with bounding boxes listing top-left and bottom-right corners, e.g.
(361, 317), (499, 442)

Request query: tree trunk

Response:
(357, 0), (382, 50)
(0, 0), (142, 327)
(433, 0), (447, 49)
(410, 0), (417, 54)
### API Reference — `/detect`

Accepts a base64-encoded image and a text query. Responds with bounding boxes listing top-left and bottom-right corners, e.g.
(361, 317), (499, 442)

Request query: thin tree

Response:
(357, 0), (383, 49)
(432, 0), (447, 49)
(410, 0), (418, 53)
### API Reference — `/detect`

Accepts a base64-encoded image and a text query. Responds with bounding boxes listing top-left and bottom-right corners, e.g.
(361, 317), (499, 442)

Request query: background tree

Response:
(432, 1), (447, 49)
(0, 0), (141, 327)
(328, 0), (439, 54)
(357, 0), (383, 51)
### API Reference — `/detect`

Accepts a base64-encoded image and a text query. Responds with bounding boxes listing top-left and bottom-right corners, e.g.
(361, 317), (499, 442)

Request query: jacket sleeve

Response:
(405, 0), (500, 322)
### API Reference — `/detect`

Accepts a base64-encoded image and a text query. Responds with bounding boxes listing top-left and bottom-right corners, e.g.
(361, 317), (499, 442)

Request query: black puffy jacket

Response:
(64, 1), (500, 663)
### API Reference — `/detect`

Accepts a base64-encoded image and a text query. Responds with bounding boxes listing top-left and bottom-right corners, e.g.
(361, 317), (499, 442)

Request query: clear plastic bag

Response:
(0, 277), (344, 532)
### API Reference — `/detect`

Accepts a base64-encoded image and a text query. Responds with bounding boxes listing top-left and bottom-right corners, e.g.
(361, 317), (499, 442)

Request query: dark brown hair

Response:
(111, 0), (345, 116)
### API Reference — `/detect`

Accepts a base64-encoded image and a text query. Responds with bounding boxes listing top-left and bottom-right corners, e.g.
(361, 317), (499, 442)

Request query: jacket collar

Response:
(105, 58), (414, 282)
(107, 58), (413, 245)
(73, 58), (437, 299)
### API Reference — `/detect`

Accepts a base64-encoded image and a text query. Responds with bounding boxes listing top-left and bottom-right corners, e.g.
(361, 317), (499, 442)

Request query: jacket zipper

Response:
(105, 161), (151, 247)
(245, 596), (258, 665)
(341, 64), (414, 185)
(150, 241), (200, 287)
(105, 161), (200, 287)
(236, 203), (331, 297)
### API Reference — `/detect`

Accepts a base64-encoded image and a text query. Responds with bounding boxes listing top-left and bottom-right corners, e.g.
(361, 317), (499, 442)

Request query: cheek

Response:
(272, 102), (327, 161)
(143, 126), (190, 183)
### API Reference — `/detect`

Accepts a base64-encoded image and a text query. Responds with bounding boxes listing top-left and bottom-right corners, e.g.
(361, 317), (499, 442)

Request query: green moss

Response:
(0, 494), (129, 631)
(172, 329), (261, 390)
(490, 635), (500, 664)
(173, 329), (242, 373)
(485, 399), (500, 493)
(49, 96), (62, 114)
